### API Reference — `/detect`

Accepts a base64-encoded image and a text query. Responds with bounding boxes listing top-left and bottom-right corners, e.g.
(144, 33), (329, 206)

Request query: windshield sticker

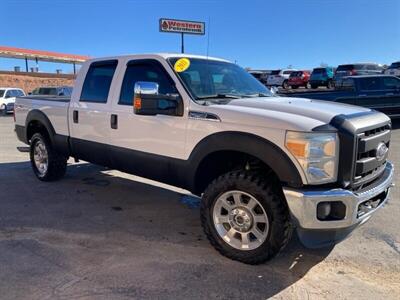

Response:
(174, 58), (191, 72)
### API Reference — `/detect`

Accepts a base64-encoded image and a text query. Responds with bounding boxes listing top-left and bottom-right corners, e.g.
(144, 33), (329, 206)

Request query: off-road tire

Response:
(201, 170), (292, 264)
(30, 133), (67, 181)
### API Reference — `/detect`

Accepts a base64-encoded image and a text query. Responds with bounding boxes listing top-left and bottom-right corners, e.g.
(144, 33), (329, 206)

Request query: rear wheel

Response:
(201, 171), (292, 264)
(306, 82), (311, 89)
(327, 80), (334, 89)
(282, 80), (289, 89)
(30, 133), (67, 181)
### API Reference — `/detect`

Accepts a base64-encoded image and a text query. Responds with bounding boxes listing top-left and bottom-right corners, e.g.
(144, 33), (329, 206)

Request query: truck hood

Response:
(206, 96), (372, 131)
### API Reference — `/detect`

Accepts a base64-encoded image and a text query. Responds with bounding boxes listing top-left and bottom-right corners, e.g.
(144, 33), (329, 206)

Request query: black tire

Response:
(1, 105), (6, 116)
(30, 133), (67, 181)
(327, 80), (334, 89)
(282, 80), (289, 89)
(201, 171), (292, 264)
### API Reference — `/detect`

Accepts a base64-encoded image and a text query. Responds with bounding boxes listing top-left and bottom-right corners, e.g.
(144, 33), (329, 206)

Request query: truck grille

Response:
(353, 124), (391, 188)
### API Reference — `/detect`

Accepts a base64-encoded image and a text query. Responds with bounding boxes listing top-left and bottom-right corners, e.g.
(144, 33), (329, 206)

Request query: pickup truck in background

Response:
(30, 86), (73, 97)
(284, 75), (400, 117)
(14, 54), (394, 264)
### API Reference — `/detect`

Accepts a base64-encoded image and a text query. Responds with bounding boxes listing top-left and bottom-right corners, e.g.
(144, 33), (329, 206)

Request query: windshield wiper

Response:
(245, 93), (272, 98)
(196, 93), (243, 100)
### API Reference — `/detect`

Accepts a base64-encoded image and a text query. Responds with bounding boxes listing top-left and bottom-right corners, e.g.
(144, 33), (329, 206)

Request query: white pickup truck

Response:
(15, 54), (394, 264)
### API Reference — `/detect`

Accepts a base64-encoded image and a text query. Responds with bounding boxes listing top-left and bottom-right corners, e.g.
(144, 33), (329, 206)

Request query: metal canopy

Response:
(0, 45), (90, 64)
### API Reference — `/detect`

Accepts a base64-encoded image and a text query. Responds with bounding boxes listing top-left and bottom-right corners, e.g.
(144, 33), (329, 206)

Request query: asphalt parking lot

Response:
(0, 115), (399, 300)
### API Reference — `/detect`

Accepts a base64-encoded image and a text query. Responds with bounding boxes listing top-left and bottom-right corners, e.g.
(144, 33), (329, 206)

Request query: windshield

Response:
(0, 90), (4, 98)
(169, 58), (272, 102)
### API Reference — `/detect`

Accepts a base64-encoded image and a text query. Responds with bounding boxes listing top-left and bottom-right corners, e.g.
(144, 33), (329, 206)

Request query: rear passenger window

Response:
(382, 77), (400, 89)
(119, 60), (177, 105)
(80, 60), (118, 103)
(359, 78), (381, 91)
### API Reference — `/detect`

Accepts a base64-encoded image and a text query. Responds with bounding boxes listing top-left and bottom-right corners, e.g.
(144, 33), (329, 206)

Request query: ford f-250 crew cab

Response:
(14, 54), (394, 264)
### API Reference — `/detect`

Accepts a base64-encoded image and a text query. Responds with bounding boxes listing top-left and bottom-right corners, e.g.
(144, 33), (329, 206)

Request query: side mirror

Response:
(133, 81), (183, 116)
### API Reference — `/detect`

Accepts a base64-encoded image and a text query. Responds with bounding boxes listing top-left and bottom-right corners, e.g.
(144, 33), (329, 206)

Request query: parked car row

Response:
(283, 74), (400, 117)
(249, 60), (400, 90)
(0, 86), (73, 115)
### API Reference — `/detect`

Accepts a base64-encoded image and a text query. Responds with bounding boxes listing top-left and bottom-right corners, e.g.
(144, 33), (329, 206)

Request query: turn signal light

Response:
(134, 96), (142, 110)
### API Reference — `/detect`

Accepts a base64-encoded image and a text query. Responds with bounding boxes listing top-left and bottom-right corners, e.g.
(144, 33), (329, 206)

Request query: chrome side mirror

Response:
(134, 81), (159, 95)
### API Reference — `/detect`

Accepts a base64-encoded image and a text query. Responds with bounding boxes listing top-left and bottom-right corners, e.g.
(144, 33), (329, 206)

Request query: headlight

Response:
(285, 131), (339, 184)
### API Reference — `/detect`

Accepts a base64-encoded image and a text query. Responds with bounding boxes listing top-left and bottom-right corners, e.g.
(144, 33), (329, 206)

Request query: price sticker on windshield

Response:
(174, 58), (191, 72)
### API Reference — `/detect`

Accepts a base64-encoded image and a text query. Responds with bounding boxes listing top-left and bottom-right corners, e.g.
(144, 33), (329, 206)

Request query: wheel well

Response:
(26, 120), (50, 143)
(194, 151), (279, 195)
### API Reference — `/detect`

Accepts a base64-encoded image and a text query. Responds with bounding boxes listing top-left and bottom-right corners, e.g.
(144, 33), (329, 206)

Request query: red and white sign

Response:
(159, 18), (205, 35)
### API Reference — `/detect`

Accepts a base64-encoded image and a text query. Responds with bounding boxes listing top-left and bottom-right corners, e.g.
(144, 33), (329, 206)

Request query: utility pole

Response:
(181, 33), (184, 53)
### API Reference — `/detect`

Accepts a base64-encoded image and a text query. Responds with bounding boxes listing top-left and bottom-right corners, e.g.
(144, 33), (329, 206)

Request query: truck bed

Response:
(15, 96), (71, 138)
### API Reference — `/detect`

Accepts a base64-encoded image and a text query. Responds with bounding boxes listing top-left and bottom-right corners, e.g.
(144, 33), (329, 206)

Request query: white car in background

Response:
(384, 61), (400, 77)
(0, 88), (26, 115)
(266, 69), (297, 89)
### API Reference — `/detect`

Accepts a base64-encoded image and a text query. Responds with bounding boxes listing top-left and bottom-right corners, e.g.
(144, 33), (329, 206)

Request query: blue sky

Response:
(1, 0), (399, 73)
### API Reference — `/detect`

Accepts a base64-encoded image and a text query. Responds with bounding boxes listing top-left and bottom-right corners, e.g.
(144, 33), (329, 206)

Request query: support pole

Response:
(35, 57), (38, 71)
(25, 57), (28, 72)
(181, 33), (184, 53)
(73, 62), (76, 74)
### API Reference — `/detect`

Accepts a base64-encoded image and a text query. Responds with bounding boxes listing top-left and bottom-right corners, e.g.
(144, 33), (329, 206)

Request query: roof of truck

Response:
(86, 53), (230, 63)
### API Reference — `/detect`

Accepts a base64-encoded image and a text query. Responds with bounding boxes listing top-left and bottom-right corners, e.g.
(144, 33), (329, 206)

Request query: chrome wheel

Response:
(33, 141), (48, 176)
(213, 190), (269, 250)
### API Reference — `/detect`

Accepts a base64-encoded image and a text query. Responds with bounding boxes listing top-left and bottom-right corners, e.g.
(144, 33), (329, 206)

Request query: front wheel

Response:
(30, 133), (67, 181)
(282, 80), (289, 89)
(1, 104), (6, 116)
(201, 171), (292, 264)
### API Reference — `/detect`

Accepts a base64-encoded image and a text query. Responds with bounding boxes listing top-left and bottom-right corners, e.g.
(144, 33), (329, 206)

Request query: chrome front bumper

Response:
(283, 162), (394, 246)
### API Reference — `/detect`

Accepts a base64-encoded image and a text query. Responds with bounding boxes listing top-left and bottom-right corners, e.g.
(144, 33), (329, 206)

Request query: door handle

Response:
(73, 110), (79, 123)
(111, 114), (118, 129)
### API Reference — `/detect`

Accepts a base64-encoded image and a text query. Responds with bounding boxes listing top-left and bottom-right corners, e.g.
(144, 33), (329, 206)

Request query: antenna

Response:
(206, 16), (211, 58)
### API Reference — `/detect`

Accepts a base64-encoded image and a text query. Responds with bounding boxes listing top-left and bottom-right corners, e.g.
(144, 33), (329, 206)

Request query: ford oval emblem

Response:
(376, 142), (388, 161)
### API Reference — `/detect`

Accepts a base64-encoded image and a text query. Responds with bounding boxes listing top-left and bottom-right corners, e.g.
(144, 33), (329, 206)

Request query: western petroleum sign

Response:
(159, 18), (205, 35)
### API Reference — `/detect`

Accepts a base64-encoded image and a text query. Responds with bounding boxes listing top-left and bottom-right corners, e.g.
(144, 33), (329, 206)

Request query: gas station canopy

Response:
(0, 45), (90, 64)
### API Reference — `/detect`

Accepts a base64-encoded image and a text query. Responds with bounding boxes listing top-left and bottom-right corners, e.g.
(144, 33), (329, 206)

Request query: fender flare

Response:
(25, 110), (70, 156)
(25, 109), (57, 143)
(186, 131), (303, 191)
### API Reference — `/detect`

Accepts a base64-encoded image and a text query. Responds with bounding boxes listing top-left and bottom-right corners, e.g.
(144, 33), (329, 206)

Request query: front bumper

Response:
(283, 162), (394, 247)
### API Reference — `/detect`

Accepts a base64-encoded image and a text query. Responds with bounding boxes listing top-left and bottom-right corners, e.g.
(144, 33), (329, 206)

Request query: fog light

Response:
(317, 202), (331, 220)
(317, 201), (346, 221)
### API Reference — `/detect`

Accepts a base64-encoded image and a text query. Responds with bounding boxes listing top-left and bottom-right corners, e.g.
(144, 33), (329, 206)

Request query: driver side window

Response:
(119, 60), (177, 106)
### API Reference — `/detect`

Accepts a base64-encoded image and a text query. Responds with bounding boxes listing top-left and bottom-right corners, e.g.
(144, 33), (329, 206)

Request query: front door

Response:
(108, 58), (188, 185)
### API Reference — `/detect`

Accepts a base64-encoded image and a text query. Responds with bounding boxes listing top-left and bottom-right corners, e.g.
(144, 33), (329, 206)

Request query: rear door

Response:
(69, 59), (119, 166)
(355, 77), (393, 115)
